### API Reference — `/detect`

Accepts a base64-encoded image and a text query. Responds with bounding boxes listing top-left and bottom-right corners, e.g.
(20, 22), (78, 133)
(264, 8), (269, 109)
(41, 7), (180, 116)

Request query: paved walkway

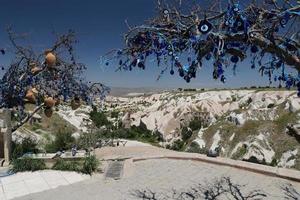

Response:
(0, 170), (89, 200)
(2, 145), (300, 199)
(13, 159), (300, 200)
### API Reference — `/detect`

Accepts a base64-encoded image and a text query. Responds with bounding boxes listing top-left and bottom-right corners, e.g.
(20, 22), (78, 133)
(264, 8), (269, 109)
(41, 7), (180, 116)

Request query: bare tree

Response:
(1, 27), (110, 132)
(130, 176), (267, 200)
(104, 0), (300, 94)
(281, 183), (300, 200)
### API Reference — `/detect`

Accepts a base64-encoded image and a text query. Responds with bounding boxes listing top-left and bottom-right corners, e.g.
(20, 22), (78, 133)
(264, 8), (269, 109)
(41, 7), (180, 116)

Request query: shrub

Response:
(12, 137), (39, 159)
(189, 118), (202, 131)
(52, 159), (81, 172)
(90, 106), (110, 128)
(45, 128), (75, 153)
(169, 139), (185, 151)
(82, 155), (99, 175)
(181, 127), (193, 142)
(187, 142), (207, 154)
(11, 158), (46, 173)
(231, 146), (247, 160)
(111, 110), (119, 118)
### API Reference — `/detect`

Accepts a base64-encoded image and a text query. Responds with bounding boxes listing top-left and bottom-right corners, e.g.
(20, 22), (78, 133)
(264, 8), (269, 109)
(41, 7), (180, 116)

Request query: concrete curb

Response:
(132, 155), (300, 183)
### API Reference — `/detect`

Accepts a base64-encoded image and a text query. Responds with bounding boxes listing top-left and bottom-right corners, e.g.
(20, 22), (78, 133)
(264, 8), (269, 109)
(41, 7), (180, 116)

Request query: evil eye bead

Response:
(250, 45), (258, 53)
(225, 43), (231, 49)
(163, 9), (169, 15)
(201, 24), (208, 32)
(280, 12), (290, 27)
(297, 81), (300, 88)
(230, 55), (239, 63)
(198, 19), (213, 34)
(179, 69), (184, 77)
(185, 76), (191, 83)
(205, 53), (212, 61)
(221, 75), (226, 83)
(170, 69), (174, 75)
(117, 50), (122, 55)
(138, 61), (145, 69)
(280, 18), (287, 27)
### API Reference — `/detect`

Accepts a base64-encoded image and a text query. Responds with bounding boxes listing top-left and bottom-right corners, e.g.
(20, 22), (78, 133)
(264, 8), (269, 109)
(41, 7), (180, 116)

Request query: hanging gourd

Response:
(45, 50), (56, 67)
(71, 97), (81, 110)
(198, 15), (213, 34)
(44, 107), (53, 118)
(30, 63), (42, 75)
(25, 88), (38, 103)
(44, 96), (56, 108)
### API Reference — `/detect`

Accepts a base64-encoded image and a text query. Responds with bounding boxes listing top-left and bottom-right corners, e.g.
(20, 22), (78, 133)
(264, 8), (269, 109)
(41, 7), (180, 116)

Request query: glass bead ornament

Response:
(198, 16), (213, 34)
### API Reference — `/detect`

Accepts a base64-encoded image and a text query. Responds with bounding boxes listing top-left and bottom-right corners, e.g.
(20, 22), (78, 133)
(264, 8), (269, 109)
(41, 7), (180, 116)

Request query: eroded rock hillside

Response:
(106, 89), (300, 169)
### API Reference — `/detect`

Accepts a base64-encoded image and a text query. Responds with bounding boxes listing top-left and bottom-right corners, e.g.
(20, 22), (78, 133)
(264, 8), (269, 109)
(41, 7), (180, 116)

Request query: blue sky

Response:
(0, 0), (296, 88)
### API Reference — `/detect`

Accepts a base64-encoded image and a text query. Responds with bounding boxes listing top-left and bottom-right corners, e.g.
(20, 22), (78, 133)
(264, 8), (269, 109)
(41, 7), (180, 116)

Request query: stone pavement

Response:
(3, 145), (300, 200)
(0, 170), (90, 200)
(12, 159), (300, 200)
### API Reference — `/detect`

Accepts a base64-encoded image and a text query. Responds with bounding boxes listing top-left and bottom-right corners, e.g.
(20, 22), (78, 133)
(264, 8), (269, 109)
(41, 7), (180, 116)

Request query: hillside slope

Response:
(106, 89), (300, 169)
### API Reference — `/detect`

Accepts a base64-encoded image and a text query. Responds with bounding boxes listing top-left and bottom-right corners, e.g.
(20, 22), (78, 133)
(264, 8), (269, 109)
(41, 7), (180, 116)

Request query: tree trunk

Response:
(3, 109), (11, 165)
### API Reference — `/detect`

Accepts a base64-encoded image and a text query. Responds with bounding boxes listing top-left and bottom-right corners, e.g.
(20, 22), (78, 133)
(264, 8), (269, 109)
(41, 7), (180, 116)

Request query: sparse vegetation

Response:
(45, 128), (75, 153)
(82, 155), (99, 175)
(188, 118), (202, 131)
(10, 158), (46, 173)
(52, 159), (82, 172)
(89, 106), (111, 128)
(52, 155), (99, 175)
(231, 145), (247, 160)
(12, 137), (39, 159)
(181, 127), (193, 142)
(187, 142), (207, 154)
(11, 155), (100, 175)
(168, 139), (185, 151)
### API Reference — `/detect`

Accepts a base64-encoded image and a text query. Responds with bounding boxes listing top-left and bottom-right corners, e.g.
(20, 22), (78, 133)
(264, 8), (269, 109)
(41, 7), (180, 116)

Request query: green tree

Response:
(90, 106), (110, 128)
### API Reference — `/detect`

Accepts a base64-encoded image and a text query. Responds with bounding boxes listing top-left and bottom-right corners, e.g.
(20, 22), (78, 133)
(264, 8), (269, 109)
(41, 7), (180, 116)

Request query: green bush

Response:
(181, 127), (193, 142)
(111, 110), (119, 118)
(52, 159), (81, 172)
(12, 137), (39, 159)
(11, 158), (46, 173)
(45, 128), (75, 153)
(169, 139), (185, 151)
(189, 118), (202, 131)
(90, 106), (110, 128)
(187, 142), (207, 154)
(82, 155), (99, 175)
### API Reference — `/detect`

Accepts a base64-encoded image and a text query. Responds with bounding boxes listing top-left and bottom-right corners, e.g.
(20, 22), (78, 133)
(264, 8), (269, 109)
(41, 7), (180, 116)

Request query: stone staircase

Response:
(104, 160), (124, 180)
